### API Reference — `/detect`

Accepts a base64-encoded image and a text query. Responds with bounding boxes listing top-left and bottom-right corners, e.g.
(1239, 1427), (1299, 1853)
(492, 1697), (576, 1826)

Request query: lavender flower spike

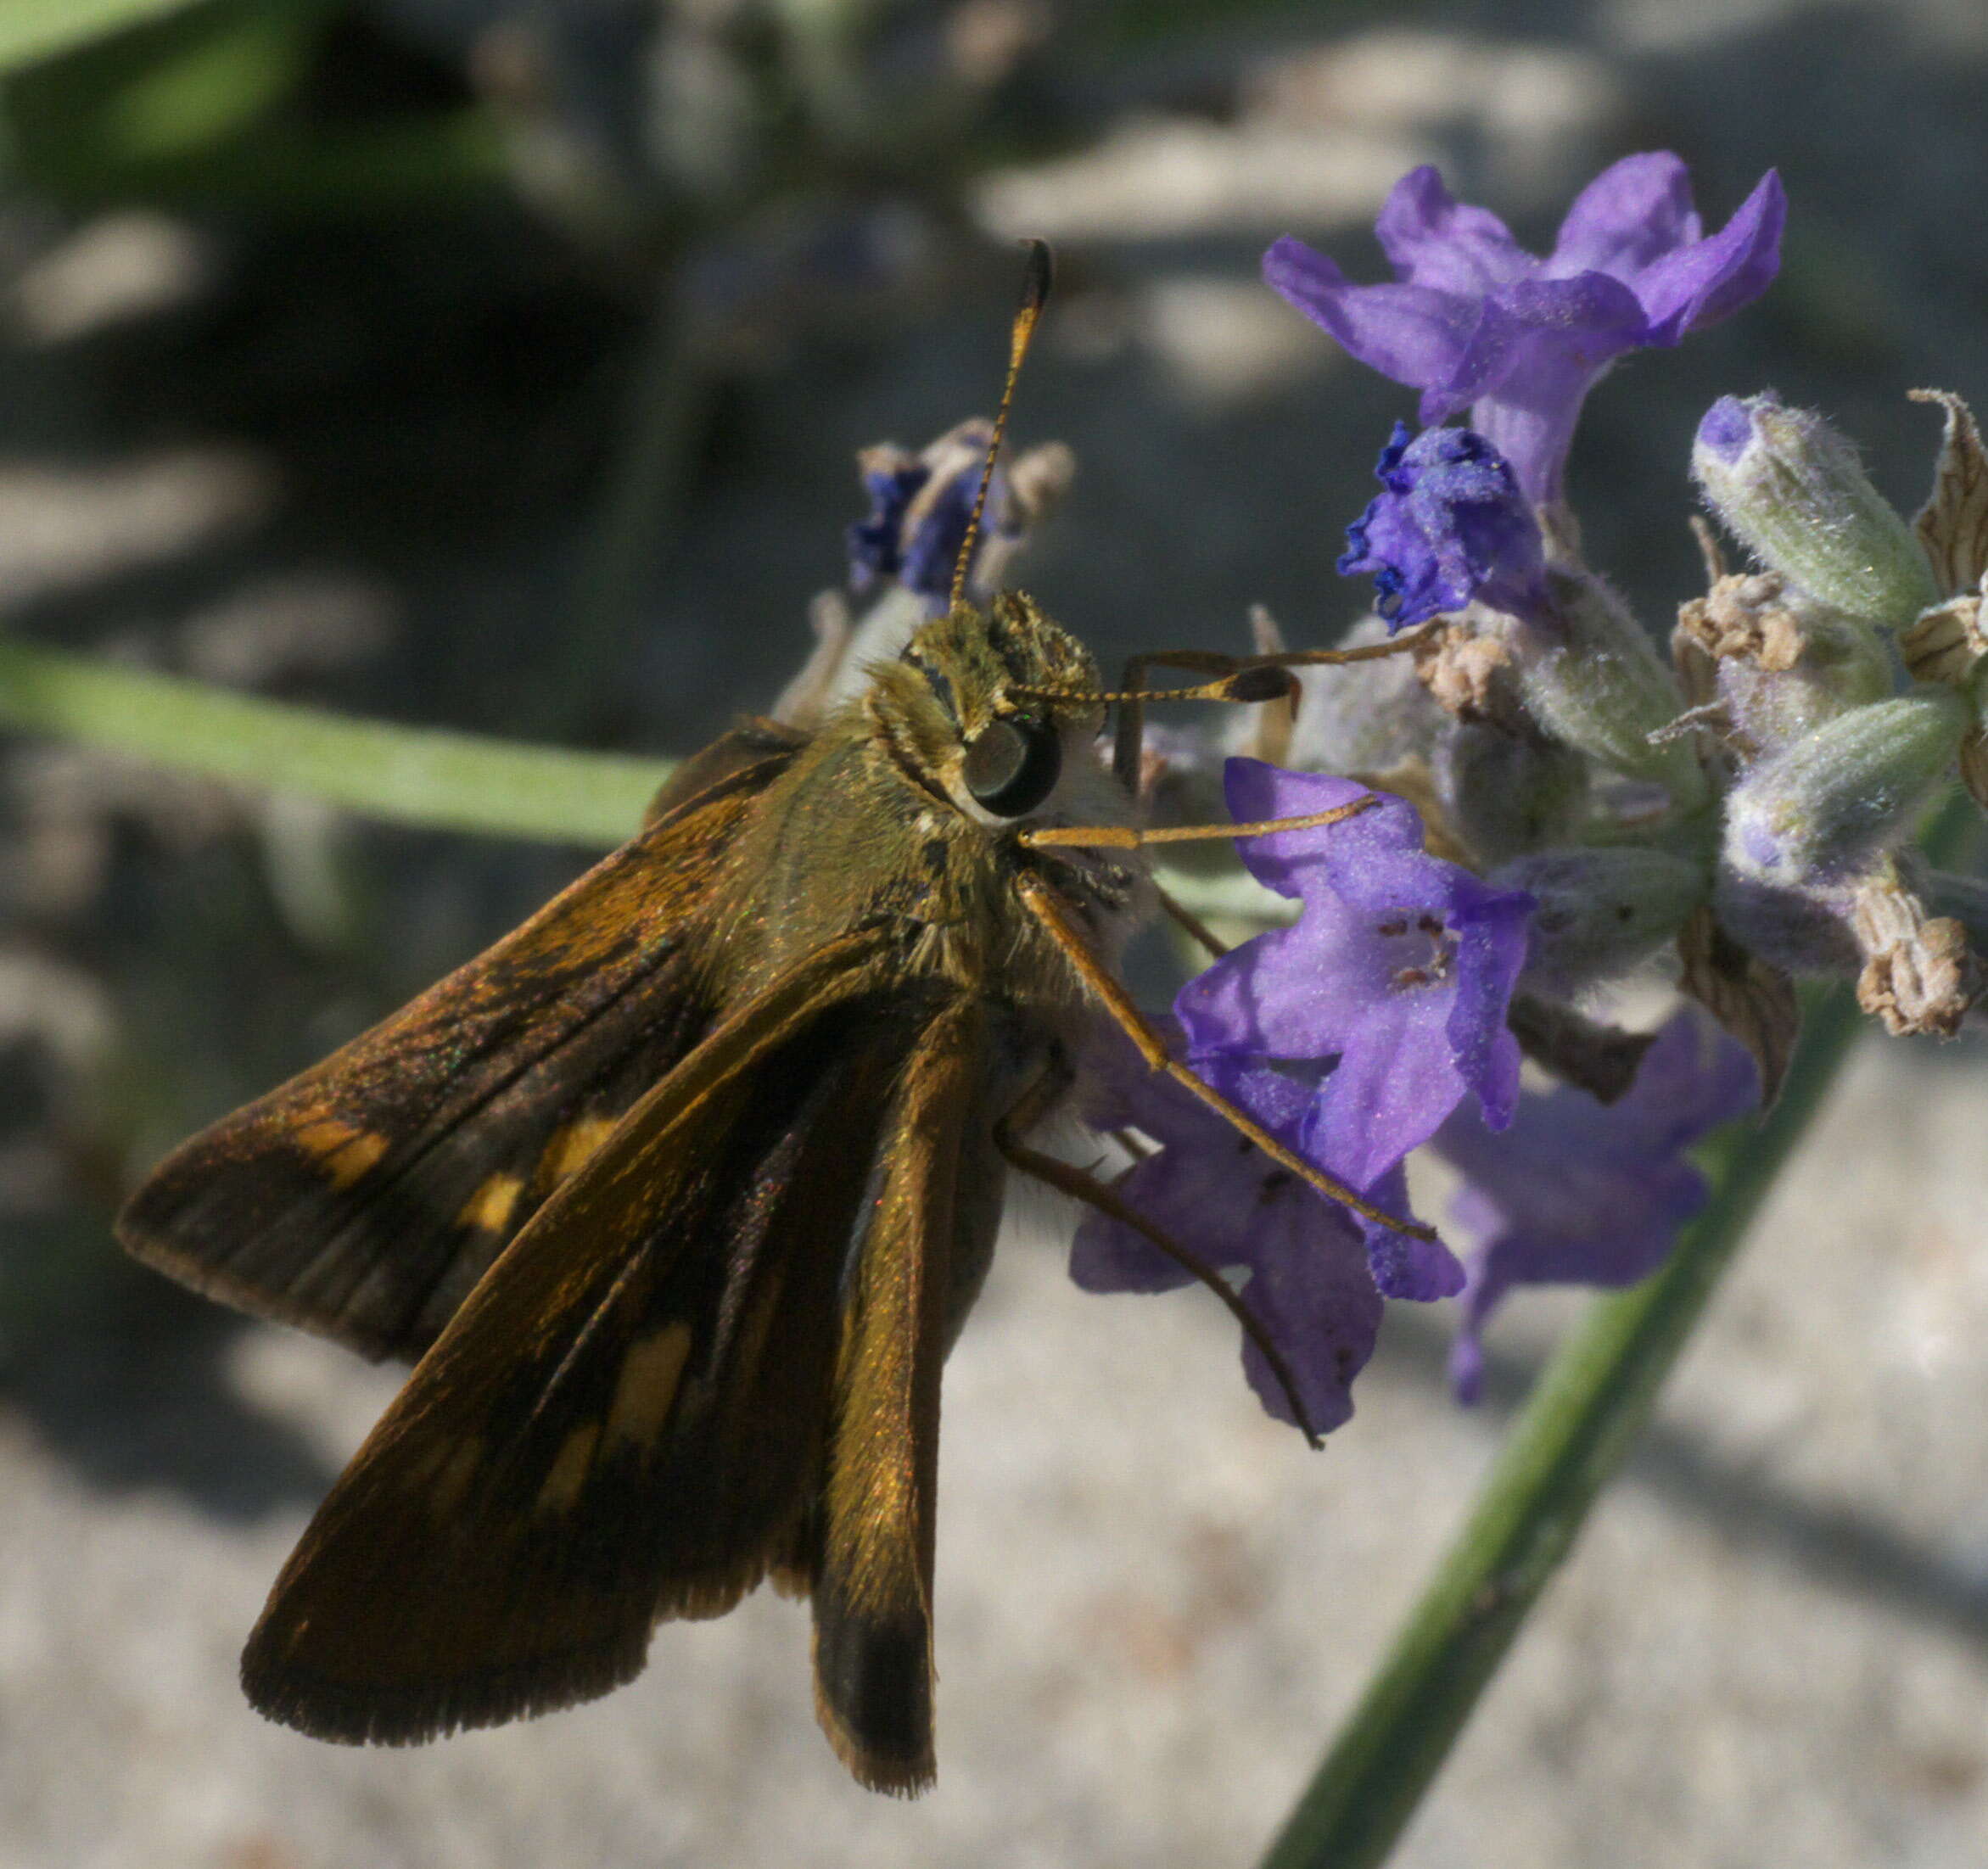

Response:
(1434, 1009), (1760, 1402)
(1176, 759), (1532, 1301)
(847, 419), (1018, 615)
(1339, 422), (1549, 630)
(1268, 154), (1786, 504)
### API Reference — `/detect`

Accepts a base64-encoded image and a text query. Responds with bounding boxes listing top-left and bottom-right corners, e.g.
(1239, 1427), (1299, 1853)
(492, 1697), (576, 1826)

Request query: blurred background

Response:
(3, 0), (1988, 1862)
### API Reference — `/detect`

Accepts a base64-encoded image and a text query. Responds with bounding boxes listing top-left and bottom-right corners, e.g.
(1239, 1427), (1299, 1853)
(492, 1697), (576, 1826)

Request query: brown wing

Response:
(239, 926), (939, 1745)
(805, 996), (996, 1795)
(116, 731), (803, 1361)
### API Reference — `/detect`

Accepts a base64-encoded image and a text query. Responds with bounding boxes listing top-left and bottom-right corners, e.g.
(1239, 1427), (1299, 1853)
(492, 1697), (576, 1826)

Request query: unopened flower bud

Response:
(1675, 572), (1892, 754)
(1694, 394), (1938, 628)
(1433, 722), (1588, 868)
(1710, 870), (1862, 976)
(1723, 691), (1968, 887)
(1265, 615), (1448, 774)
(1501, 570), (1707, 808)
(1494, 845), (1707, 998)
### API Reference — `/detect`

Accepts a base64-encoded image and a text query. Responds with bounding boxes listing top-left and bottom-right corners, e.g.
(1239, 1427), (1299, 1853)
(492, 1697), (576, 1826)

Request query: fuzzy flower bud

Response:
(1268, 615), (1448, 775)
(1722, 691), (1968, 887)
(1494, 845), (1708, 999)
(1674, 571), (1892, 755)
(1432, 723), (1589, 868)
(1693, 394), (1938, 629)
(1499, 569), (1707, 808)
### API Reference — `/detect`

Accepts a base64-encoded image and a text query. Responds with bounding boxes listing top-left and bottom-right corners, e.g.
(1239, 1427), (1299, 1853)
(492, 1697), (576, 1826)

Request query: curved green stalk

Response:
(1258, 793), (1978, 1869)
(0, 640), (671, 847)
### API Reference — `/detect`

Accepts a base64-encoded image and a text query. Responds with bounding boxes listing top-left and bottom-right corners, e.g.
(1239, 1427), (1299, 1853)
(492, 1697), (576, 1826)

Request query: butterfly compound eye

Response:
(962, 717), (1062, 817)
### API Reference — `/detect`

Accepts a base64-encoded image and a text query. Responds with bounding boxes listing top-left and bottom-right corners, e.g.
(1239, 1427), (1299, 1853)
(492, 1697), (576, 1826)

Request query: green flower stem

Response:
(1258, 801), (1975, 1869)
(0, 641), (672, 847)
(536, 276), (710, 737)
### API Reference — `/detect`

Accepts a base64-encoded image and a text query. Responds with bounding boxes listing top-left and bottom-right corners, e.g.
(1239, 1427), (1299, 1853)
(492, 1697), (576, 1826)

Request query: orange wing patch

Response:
(545, 1116), (618, 1186)
(535, 1424), (602, 1515)
(294, 1119), (389, 1190)
(602, 1322), (693, 1454)
(456, 1173), (526, 1234)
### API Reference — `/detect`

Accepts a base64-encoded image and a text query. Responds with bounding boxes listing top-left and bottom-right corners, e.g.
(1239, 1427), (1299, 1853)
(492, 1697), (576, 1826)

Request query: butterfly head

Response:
(870, 594), (1112, 826)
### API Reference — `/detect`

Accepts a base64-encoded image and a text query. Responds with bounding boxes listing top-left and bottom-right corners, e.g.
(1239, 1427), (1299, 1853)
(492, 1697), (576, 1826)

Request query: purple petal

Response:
(1632, 169), (1786, 343)
(1412, 294), (1529, 422)
(1338, 422), (1550, 627)
(1181, 758), (1531, 1204)
(1214, 760), (1378, 902)
(1070, 1026), (1324, 1294)
(1442, 895), (1531, 1128)
(1302, 982), (1470, 1189)
(1374, 165), (1534, 294)
(1237, 1205), (1384, 1434)
(1498, 273), (1653, 366)
(847, 458), (927, 593)
(1415, 277), (1638, 503)
(1264, 238), (1481, 394)
(1073, 1200), (1192, 1288)
(1358, 1161), (1466, 1301)
(1436, 1009), (1760, 1399)
(1545, 151), (1699, 281)
(1065, 1023), (1390, 1436)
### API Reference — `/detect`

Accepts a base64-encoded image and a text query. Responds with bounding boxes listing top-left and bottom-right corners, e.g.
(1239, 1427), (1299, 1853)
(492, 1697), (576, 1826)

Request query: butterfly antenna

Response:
(951, 238), (1054, 613)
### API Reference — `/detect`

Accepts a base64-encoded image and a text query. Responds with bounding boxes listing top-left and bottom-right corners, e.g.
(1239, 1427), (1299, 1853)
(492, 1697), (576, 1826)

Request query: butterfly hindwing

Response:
(808, 996), (996, 1795)
(239, 925), (928, 1743)
(116, 730), (804, 1362)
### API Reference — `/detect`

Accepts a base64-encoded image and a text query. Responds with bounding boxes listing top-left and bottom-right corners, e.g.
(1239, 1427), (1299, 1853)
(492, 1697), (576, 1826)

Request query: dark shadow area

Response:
(0, 1245), (337, 1521)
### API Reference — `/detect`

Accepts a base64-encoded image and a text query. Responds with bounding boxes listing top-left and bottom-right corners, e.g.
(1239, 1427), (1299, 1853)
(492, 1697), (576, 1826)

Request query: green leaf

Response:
(0, 641), (674, 848)
(3, 0), (502, 212)
(0, 0), (207, 75)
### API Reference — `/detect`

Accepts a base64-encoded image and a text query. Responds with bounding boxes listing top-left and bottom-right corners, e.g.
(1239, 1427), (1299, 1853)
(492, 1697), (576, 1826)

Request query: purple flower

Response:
(1267, 154), (1785, 503)
(846, 421), (1016, 614)
(1339, 422), (1549, 630)
(1176, 758), (1534, 1301)
(1071, 1027), (1383, 1436)
(1433, 1008), (1760, 1402)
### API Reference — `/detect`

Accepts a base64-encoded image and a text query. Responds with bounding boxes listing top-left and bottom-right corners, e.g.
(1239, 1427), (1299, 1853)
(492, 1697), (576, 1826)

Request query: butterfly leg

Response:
(1103, 628), (1436, 786)
(1011, 871), (1433, 1244)
(1019, 791), (1379, 853)
(1106, 650), (1295, 788)
(994, 1063), (1322, 1445)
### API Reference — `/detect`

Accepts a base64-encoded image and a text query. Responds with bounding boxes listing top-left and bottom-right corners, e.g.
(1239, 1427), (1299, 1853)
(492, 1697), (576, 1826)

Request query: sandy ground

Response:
(6, 1037), (1988, 1867)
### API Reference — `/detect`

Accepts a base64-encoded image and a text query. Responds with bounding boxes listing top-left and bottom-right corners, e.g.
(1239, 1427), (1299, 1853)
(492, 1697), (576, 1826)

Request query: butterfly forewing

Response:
(240, 926), (929, 1743)
(116, 732), (803, 1362)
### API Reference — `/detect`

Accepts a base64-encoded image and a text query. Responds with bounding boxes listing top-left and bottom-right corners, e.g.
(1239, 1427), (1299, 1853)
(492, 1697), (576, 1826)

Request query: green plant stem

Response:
(1257, 990), (1856, 1869)
(0, 0), (201, 74)
(539, 277), (709, 737)
(1257, 802), (1976, 1869)
(0, 641), (671, 847)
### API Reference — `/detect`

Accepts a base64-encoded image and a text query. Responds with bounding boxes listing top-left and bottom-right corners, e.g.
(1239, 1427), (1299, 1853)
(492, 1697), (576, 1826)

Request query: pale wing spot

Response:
(427, 1438), (485, 1515)
(546, 1115), (619, 1184)
(456, 1172), (525, 1234)
(603, 1322), (692, 1453)
(294, 1117), (389, 1189)
(535, 1422), (602, 1514)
